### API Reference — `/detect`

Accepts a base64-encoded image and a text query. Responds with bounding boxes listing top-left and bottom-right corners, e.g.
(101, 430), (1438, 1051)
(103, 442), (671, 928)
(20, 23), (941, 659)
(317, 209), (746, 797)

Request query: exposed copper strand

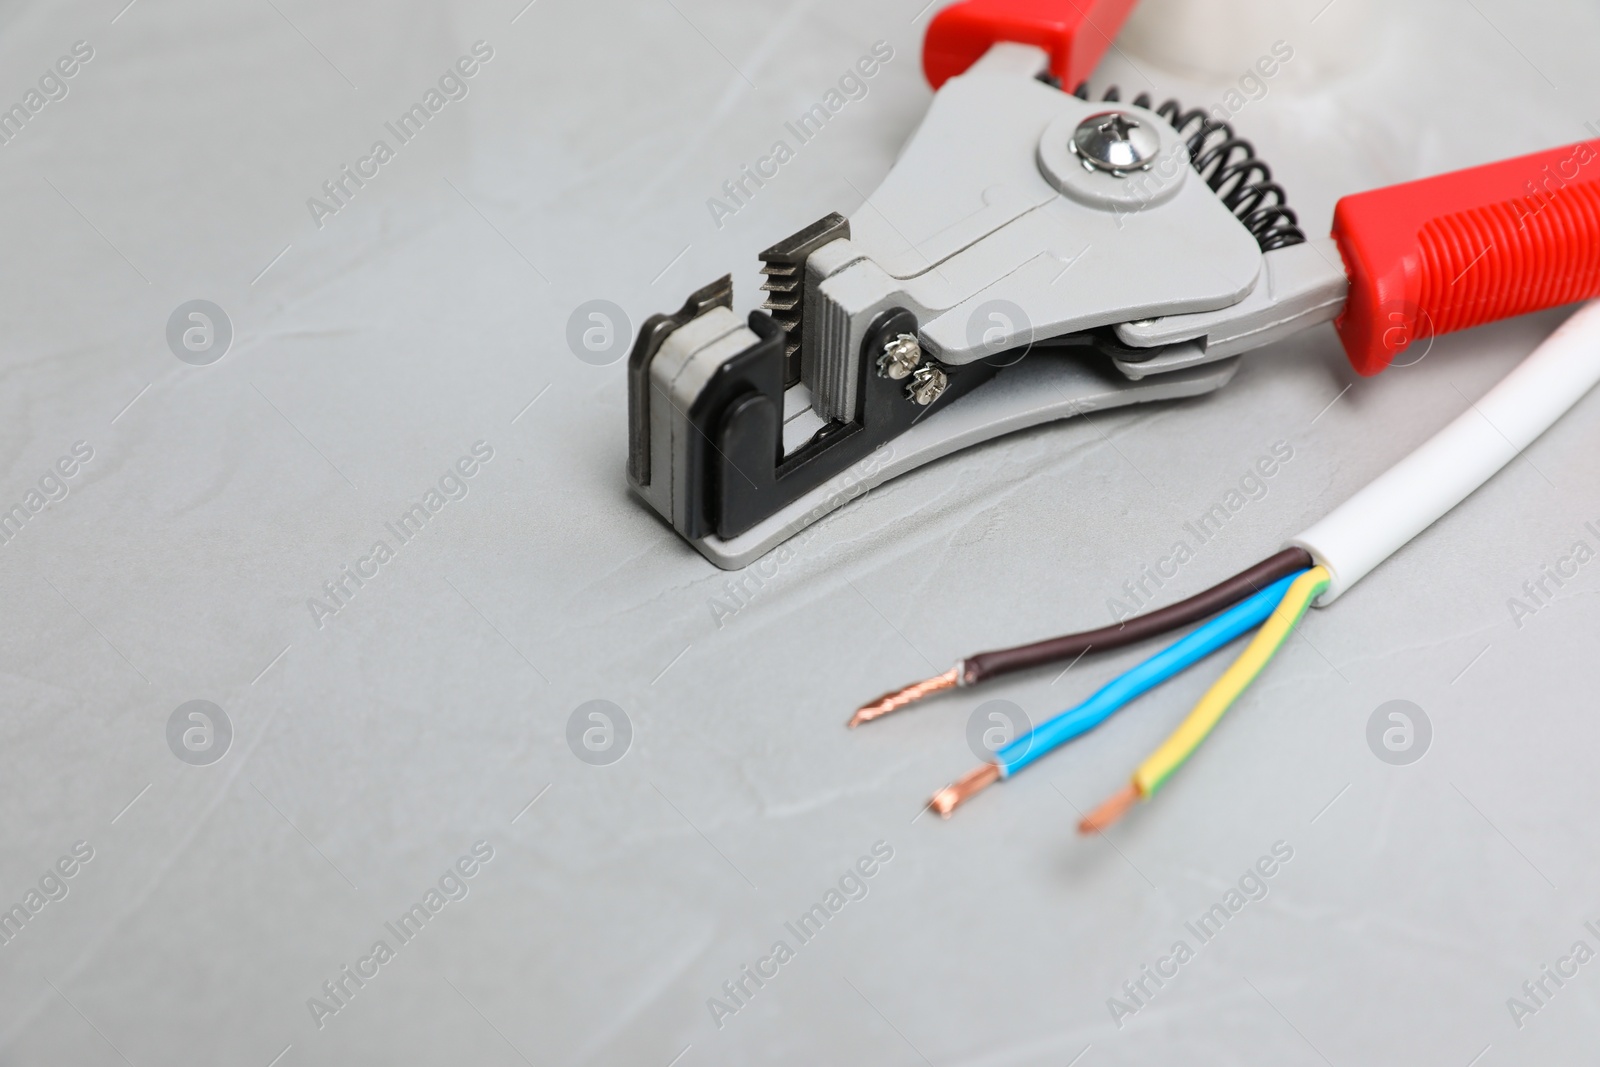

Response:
(1078, 783), (1141, 835)
(929, 763), (1001, 818)
(848, 665), (961, 728)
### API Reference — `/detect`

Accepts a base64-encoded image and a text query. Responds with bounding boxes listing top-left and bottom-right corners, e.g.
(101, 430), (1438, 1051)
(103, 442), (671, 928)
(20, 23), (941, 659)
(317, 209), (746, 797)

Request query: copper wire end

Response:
(849, 665), (962, 728)
(1078, 783), (1141, 835)
(928, 763), (1001, 819)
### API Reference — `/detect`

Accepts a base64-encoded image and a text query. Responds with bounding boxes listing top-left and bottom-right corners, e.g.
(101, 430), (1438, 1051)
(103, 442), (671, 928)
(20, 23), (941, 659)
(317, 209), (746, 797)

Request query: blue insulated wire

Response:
(995, 572), (1305, 776)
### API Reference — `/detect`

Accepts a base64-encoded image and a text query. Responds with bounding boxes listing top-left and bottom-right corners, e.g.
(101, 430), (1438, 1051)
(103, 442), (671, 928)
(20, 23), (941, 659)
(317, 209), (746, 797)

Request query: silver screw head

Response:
(879, 333), (922, 379)
(907, 364), (948, 406)
(1070, 111), (1160, 176)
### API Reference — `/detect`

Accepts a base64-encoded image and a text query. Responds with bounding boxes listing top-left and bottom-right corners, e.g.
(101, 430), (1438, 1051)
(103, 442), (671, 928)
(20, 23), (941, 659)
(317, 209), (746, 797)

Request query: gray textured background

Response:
(2, 0), (1599, 1064)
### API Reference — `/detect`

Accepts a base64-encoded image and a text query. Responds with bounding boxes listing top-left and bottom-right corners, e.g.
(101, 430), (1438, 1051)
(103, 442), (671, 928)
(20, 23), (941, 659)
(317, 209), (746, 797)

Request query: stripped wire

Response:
(1079, 567), (1330, 834)
(929, 571), (1307, 817)
(851, 548), (1311, 726)
(920, 302), (1600, 830)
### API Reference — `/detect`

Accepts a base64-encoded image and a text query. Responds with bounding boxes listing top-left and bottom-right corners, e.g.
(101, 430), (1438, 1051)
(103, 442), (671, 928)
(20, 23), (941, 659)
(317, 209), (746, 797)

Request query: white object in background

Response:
(1292, 300), (1600, 603)
(1120, 0), (1376, 84)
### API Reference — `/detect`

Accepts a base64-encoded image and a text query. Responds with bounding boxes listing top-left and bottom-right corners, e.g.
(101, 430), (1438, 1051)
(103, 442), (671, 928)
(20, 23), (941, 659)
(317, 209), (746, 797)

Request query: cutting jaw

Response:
(626, 43), (1345, 569)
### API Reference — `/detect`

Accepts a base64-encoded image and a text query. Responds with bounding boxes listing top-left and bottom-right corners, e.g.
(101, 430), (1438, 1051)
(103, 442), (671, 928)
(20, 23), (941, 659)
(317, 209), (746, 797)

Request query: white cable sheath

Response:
(1292, 300), (1600, 604)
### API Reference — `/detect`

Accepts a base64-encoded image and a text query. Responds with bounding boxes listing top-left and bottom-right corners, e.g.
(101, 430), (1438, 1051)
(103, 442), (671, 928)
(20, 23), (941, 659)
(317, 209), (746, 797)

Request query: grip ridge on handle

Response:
(1416, 184), (1600, 337)
(1333, 139), (1600, 375)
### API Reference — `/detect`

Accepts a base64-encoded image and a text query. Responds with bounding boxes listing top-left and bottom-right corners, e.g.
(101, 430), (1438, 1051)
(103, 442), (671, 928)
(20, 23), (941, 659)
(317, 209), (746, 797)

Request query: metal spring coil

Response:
(1074, 83), (1307, 252)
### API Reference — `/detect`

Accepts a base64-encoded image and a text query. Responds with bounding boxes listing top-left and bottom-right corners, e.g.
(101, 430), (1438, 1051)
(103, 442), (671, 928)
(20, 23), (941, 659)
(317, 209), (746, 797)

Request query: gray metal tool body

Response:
(628, 43), (1346, 569)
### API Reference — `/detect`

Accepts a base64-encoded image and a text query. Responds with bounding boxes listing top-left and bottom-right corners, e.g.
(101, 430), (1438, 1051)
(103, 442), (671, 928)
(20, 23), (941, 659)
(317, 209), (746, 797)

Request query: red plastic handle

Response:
(1332, 139), (1600, 375)
(922, 0), (1140, 91)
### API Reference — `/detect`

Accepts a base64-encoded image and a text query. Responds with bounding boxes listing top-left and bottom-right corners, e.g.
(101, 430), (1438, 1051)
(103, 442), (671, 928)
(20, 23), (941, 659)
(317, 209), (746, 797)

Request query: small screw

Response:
(907, 364), (948, 406)
(1070, 110), (1160, 176)
(878, 333), (922, 380)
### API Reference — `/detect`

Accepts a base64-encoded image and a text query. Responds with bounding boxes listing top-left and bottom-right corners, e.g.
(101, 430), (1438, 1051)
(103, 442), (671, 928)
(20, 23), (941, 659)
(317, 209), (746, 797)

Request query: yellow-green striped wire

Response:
(1133, 566), (1331, 799)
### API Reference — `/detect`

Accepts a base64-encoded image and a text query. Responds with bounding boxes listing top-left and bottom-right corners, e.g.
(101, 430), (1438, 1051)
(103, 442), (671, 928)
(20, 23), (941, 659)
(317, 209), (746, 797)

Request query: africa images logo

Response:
(705, 41), (895, 230)
(306, 42), (495, 230)
(305, 442), (495, 629)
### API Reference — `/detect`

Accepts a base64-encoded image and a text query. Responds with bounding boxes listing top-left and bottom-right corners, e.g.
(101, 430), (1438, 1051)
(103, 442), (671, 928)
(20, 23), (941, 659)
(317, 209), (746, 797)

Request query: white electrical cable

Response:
(1292, 300), (1600, 604)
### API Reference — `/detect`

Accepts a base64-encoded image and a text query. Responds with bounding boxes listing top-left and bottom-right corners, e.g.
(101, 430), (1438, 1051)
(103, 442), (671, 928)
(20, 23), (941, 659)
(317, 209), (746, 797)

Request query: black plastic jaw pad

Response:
(681, 307), (1002, 541)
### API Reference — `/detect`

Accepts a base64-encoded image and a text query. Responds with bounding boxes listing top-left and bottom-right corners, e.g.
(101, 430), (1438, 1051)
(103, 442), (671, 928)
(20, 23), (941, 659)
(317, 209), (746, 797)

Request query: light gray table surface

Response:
(3, 0), (1600, 1063)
